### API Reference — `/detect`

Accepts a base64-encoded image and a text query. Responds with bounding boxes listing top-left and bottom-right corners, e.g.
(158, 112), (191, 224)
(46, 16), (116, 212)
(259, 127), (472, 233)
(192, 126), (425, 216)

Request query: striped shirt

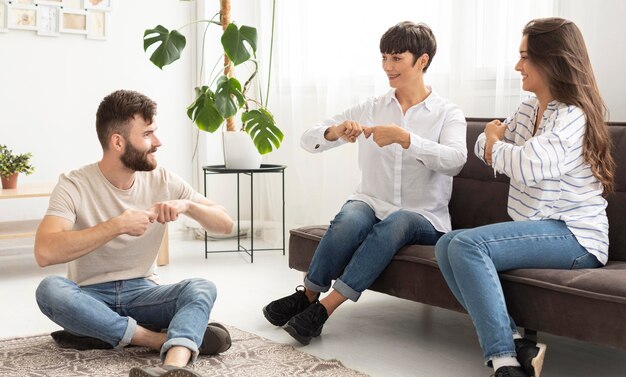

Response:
(474, 96), (609, 264)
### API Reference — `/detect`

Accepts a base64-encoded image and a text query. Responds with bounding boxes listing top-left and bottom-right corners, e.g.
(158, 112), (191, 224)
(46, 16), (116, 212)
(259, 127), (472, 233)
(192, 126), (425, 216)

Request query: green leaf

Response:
(241, 108), (283, 154)
(143, 25), (187, 69)
(0, 145), (34, 177)
(221, 24), (257, 66)
(214, 76), (245, 119)
(186, 86), (224, 132)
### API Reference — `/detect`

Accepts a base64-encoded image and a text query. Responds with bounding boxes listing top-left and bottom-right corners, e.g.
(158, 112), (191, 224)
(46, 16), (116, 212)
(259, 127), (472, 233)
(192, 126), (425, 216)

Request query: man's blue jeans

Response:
(435, 219), (602, 363)
(305, 200), (443, 302)
(35, 276), (216, 362)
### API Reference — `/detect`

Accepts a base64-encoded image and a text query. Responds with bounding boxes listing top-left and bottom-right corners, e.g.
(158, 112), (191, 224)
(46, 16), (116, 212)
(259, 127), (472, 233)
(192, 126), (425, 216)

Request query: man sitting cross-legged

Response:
(34, 90), (234, 377)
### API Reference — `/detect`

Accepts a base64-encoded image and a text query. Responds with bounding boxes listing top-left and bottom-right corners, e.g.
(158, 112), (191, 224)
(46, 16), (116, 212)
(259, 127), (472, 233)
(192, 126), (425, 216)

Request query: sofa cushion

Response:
(290, 226), (626, 305)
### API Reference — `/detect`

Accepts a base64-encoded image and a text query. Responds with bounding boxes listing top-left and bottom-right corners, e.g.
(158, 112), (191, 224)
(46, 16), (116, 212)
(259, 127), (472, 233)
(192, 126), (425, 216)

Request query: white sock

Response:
(513, 333), (523, 340)
(491, 356), (520, 372)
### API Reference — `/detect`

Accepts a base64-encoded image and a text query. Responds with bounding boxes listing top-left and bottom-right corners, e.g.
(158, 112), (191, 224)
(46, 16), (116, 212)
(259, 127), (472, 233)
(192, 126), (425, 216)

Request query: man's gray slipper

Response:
(50, 330), (113, 350)
(129, 365), (202, 377)
(198, 322), (231, 355)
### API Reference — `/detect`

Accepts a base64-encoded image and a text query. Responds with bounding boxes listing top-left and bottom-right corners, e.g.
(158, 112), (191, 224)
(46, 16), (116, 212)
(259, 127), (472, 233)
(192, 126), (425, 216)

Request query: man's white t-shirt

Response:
(46, 163), (205, 286)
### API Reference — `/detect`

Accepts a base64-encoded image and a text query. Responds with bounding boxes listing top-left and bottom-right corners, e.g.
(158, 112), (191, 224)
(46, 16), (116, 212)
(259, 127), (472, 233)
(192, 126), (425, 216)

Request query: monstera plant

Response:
(143, 0), (282, 156)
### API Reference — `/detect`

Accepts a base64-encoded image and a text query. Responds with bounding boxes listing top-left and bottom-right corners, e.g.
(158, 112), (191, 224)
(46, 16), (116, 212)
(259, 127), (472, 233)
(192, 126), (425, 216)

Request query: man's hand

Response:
(149, 200), (191, 225)
(484, 120), (506, 165)
(115, 209), (158, 236)
(324, 120), (364, 143)
(363, 124), (410, 148)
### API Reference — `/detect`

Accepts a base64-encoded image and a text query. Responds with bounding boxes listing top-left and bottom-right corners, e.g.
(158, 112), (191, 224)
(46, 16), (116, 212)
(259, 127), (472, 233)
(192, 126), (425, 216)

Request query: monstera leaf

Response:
(221, 24), (257, 66)
(187, 86), (224, 133)
(242, 108), (283, 154)
(142, 7), (283, 157)
(143, 25), (187, 69)
(214, 76), (245, 119)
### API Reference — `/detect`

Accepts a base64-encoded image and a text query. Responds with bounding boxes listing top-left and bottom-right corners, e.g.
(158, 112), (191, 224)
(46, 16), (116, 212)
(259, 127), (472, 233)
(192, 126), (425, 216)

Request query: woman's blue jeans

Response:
(36, 276), (216, 362)
(305, 200), (443, 302)
(435, 219), (602, 363)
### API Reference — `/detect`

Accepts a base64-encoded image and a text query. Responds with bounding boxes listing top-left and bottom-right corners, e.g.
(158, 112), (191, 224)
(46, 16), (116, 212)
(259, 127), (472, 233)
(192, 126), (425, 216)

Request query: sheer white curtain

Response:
(256, 0), (556, 230)
(197, 0), (557, 243)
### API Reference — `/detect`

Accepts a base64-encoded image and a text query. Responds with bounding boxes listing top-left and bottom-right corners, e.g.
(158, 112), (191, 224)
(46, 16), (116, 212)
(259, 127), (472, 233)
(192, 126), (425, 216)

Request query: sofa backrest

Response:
(450, 118), (626, 262)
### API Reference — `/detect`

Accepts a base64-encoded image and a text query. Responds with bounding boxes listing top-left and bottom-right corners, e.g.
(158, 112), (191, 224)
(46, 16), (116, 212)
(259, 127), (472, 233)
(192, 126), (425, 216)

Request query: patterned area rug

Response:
(0, 326), (369, 377)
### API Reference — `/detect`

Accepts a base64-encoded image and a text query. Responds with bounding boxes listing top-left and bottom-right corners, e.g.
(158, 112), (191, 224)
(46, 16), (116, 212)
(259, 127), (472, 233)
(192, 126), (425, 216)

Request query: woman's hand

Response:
(484, 120), (506, 164)
(363, 124), (410, 148)
(325, 121), (364, 142)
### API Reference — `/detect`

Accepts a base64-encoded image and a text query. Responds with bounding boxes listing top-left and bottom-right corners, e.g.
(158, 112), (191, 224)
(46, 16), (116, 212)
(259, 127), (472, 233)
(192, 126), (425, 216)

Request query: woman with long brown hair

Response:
(435, 18), (615, 377)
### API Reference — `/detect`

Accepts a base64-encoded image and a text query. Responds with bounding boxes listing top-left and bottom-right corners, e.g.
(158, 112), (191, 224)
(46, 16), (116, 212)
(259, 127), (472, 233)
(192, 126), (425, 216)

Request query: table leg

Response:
(282, 169), (285, 255)
(250, 172), (254, 263)
(156, 226), (169, 266)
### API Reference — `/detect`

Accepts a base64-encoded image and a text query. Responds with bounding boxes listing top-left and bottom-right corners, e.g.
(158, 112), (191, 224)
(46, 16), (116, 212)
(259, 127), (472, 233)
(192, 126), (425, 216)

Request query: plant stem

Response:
(176, 18), (221, 32)
(264, 0), (276, 107)
(242, 60), (259, 98)
(199, 12), (221, 81)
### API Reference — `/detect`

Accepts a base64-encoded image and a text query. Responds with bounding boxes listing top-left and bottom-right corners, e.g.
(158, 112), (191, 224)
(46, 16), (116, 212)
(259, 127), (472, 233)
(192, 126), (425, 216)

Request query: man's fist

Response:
(116, 209), (157, 237)
(149, 200), (191, 224)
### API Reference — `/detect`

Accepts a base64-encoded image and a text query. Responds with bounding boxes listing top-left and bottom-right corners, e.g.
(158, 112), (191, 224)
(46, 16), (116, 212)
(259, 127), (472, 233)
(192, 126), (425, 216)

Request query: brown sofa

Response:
(288, 118), (626, 350)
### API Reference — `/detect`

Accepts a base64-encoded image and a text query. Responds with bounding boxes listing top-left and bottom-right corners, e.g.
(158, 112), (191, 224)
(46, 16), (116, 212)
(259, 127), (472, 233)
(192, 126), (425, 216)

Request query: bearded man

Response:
(34, 90), (234, 377)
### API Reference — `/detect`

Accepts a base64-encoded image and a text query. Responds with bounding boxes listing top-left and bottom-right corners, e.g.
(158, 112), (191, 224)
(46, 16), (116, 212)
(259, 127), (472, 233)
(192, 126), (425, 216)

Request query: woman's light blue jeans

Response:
(305, 200), (443, 302)
(36, 276), (216, 362)
(435, 219), (602, 363)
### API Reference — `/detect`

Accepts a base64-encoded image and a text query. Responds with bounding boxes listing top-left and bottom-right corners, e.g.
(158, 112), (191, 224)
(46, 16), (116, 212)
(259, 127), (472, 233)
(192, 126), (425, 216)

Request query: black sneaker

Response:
(283, 302), (328, 345)
(263, 285), (317, 326)
(515, 338), (546, 377)
(492, 366), (530, 377)
(199, 322), (231, 355)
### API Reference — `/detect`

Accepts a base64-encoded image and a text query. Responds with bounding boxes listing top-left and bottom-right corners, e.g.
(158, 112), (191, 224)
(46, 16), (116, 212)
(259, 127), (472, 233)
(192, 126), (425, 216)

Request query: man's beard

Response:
(121, 141), (157, 171)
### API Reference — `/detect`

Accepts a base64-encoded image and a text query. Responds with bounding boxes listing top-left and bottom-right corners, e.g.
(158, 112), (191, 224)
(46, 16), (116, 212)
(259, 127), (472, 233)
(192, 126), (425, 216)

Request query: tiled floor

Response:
(2, 234), (625, 377)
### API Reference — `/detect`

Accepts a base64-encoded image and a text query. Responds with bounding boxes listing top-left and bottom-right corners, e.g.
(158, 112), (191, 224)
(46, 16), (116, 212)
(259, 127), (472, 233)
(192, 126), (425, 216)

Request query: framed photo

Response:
(0, 2), (7, 32)
(37, 4), (59, 36)
(61, 0), (82, 9)
(86, 9), (105, 39)
(7, 5), (37, 31)
(84, 0), (110, 11)
(35, 0), (62, 6)
(59, 8), (86, 34)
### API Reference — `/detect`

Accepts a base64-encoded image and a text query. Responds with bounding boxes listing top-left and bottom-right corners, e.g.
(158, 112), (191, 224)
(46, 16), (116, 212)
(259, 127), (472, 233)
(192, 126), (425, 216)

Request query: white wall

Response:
(558, 0), (626, 122)
(1, 0), (625, 229)
(0, 0), (194, 222)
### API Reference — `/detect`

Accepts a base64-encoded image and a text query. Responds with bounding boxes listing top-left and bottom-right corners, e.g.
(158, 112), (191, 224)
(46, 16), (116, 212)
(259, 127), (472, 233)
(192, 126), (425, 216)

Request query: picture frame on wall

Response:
(86, 9), (106, 40)
(2, 0), (110, 39)
(61, 0), (82, 10)
(35, 0), (62, 6)
(59, 8), (86, 34)
(0, 2), (8, 33)
(84, 0), (110, 11)
(37, 4), (59, 36)
(7, 4), (37, 31)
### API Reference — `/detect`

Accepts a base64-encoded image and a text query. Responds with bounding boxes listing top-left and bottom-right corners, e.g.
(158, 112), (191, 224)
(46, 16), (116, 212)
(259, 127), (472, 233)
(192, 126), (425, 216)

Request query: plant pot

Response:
(1, 173), (18, 189)
(223, 131), (262, 170)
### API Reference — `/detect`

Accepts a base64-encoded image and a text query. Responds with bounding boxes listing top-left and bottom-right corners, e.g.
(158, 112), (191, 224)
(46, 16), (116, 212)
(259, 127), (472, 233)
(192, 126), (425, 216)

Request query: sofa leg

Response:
(523, 328), (538, 342)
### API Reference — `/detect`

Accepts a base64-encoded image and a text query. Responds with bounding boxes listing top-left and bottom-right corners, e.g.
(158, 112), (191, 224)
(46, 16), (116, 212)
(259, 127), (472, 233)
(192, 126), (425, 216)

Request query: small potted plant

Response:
(143, 0), (282, 169)
(0, 144), (35, 189)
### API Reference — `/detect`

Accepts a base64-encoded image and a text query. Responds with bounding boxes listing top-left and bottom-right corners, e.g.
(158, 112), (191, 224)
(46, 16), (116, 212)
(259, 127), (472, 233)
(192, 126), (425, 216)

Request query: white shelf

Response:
(0, 219), (40, 240)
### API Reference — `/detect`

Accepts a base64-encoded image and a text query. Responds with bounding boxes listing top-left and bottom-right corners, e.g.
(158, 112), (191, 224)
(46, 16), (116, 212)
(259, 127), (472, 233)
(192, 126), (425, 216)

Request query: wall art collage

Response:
(0, 0), (111, 40)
